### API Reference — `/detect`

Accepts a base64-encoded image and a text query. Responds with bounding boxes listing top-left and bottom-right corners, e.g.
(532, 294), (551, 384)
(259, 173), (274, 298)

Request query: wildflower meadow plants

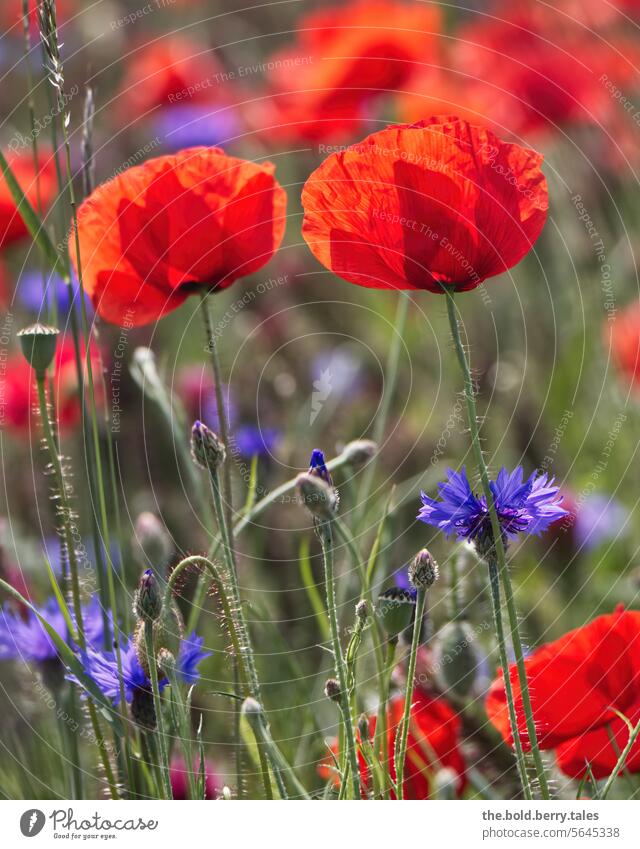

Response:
(0, 0), (640, 816)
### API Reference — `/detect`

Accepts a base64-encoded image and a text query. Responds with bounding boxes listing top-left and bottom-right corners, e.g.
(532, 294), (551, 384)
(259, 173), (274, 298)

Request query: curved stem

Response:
(393, 587), (426, 799)
(443, 289), (549, 799)
(318, 521), (361, 799)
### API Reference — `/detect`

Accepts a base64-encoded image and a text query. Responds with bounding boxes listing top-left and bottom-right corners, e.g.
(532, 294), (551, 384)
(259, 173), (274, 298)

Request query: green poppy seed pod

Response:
(134, 511), (173, 569)
(433, 620), (479, 700)
(355, 599), (368, 622)
(340, 439), (377, 469)
(296, 472), (338, 520)
(357, 713), (370, 744)
(324, 678), (341, 703)
(134, 569), (163, 623)
(409, 548), (439, 590)
(432, 767), (459, 800)
(17, 323), (59, 376)
(377, 587), (416, 637)
(191, 420), (226, 472)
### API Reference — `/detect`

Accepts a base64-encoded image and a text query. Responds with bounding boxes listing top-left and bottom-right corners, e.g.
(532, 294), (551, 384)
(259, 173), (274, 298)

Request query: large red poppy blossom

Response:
(301, 117), (548, 294)
(262, 1), (441, 142)
(608, 301), (640, 390)
(0, 337), (103, 434)
(71, 147), (287, 326)
(1, 150), (57, 250)
(319, 689), (466, 798)
(486, 607), (640, 779)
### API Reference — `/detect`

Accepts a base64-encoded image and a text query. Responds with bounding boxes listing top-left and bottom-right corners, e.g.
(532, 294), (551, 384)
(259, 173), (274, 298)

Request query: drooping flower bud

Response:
(17, 323), (59, 376)
(134, 569), (163, 623)
(296, 472), (338, 520)
(339, 439), (377, 469)
(134, 511), (173, 569)
(324, 678), (341, 702)
(409, 548), (439, 590)
(433, 620), (479, 699)
(377, 587), (416, 638)
(191, 420), (226, 472)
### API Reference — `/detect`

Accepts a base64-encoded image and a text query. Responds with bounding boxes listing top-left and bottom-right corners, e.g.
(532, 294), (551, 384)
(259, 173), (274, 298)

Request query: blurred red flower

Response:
(261, 1), (441, 142)
(486, 607), (640, 779)
(0, 337), (103, 434)
(0, 0), (76, 30)
(608, 301), (640, 389)
(71, 147), (287, 326)
(302, 117), (547, 294)
(0, 260), (10, 311)
(116, 35), (225, 118)
(319, 689), (466, 798)
(169, 755), (219, 799)
(1, 150), (57, 250)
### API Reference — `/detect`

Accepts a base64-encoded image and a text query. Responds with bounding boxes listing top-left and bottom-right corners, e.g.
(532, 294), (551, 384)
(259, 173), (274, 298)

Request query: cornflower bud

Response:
(191, 420), (226, 471)
(357, 713), (370, 744)
(296, 472), (337, 520)
(324, 678), (341, 703)
(134, 511), (173, 568)
(355, 599), (368, 623)
(134, 569), (163, 623)
(339, 439), (377, 469)
(409, 548), (439, 590)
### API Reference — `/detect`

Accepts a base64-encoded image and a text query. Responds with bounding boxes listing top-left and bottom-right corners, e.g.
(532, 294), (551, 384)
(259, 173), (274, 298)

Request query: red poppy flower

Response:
(608, 301), (640, 390)
(0, 338), (103, 434)
(486, 607), (640, 779)
(116, 36), (225, 118)
(71, 147), (287, 327)
(1, 150), (57, 250)
(319, 689), (466, 798)
(262, 1), (441, 142)
(0, 260), (10, 311)
(301, 117), (548, 294)
(169, 755), (219, 800)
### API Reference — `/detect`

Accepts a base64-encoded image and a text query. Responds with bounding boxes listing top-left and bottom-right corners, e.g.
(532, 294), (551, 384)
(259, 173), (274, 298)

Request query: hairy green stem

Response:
(144, 621), (172, 799)
(443, 289), (549, 799)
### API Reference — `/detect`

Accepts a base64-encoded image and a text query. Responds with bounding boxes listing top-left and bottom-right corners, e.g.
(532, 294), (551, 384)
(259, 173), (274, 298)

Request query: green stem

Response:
(375, 638), (396, 798)
(394, 587), (426, 799)
(144, 620), (173, 799)
(443, 289), (549, 799)
(318, 521), (361, 799)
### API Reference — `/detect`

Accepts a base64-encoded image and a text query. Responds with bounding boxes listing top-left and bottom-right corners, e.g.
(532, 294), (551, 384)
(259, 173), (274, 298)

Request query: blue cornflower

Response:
(393, 567), (417, 600)
(0, 596), (110, 663)
(418, 466), (567, 547)
(17, 270), (94, 322)
(77, 632), (211, 704)
(309, 448), (332, 485)
(233, 425), (280, 459)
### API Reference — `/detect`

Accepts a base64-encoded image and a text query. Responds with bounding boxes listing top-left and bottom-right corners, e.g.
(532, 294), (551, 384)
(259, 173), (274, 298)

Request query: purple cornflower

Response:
(418, 466), (567, 547)
(309, 448), (332, 485)
(0, 596), (109, 663)
(574, 493), (629, 551)
(153, 104), (240, 152)
(76, 632), (211, 704)
(233, 425), (280, 458)
(17, 270), (94, 322)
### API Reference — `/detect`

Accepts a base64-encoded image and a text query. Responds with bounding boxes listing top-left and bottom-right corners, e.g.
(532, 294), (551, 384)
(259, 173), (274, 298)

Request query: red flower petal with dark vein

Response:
(71, 147), (287, 326)
(301, 117), (547, 294)
(486, 608), (640, 779)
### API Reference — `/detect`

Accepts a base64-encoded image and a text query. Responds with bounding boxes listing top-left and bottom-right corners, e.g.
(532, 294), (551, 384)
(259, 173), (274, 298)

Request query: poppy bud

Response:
(324, 678), (341, 702)
(296, 472), (338, 520)
(355, 599), (368, 622)
(409, 548), (439, 590)
(134, 511), (173, 568)
(357, 713), (370, 744)
(339, 439), (377, 469)
(191, 420), (226, 471)
(17, 323), (59, 376)
(433, 620), (479, 700)
(432, 767), (459, 800)
(134, 569), (163, 623)
(377, 587), (416, 637)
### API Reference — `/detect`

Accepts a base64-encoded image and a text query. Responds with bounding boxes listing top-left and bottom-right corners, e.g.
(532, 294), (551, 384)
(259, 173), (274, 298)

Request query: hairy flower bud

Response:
(191, 420), (226, 471)
(340, 439), (377, 469)
(377, 587), (416, 637)
(433, 620), (479, 699)
(134, 511), (173, 568)
(17, 323), (59, 376)
(134, 569), (163, 623)
(296, 472), (337, 520)
(409, 548), (439, 590)
(355, 599), (368, 622)
(357, 713), (370, 744)
(324, 678), (341, 703)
